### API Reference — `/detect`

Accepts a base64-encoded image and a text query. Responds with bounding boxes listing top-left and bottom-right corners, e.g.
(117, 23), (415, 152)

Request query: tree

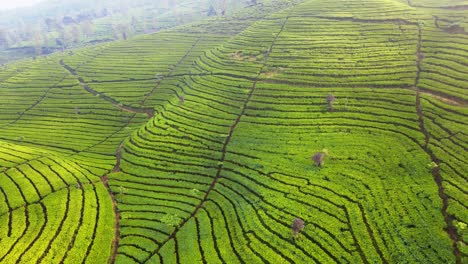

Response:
(207, 5), (217, 16)
(113, 24), (130, 40)
(418, 52), (425, 61)
(291, 218), (305, 239)
(7, 31), (19, 47)
(178, 96), (185, 104)
(326, 93), (336, 111)
(251, 0), (258, 4)
(70, 26), (81, 44)
(76, 12), (93, 23)
(221, 0), (227, 16)
(42, 32), (49, 51)
(312, 152), (326, 167)
(32, 31), (43, 55)
(57, 28), (72, 51)
(23, 26), (35, 42)
(62, 16), (76, 25)
(131, 16), (138, 32)
(147, 15), (159, 32)
(81, 21), (94, 38)
(44, 18), (60, 31)
(56, 38), (64, 51)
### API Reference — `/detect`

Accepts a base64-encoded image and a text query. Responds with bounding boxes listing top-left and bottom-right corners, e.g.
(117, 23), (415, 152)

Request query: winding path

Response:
(413, 24), (462, 264)
(142, 16), (291, 263)
(60, 60), (155, 118)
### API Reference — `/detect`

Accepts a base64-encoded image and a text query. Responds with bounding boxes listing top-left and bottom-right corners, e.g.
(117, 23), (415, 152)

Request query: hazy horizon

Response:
(0, 0), (43, 11)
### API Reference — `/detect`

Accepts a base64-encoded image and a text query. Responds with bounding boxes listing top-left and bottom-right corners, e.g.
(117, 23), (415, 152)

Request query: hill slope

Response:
(0, 0), (466, 263)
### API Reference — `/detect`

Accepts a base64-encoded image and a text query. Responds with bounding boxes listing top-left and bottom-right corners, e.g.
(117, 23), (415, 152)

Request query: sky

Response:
(0, 0), (43, 11)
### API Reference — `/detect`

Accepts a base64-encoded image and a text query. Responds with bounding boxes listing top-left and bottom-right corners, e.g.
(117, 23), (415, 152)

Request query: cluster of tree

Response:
(207, 0), (227, 16)
(0, 15), (141, 55)
(0, 18), (96, 54)
(207, 0), (257, 17)
(0, 26), (48, 54)
(1, 0), (252, 61)
(46, 8), (110, 30)
(0, 0), (150, 55)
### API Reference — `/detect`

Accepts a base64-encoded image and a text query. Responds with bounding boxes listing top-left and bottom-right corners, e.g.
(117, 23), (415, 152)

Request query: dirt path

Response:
(413, 24), (462, 264)
(0, 74), (70, 129)
(420, 89), (467, 106)
(82, 37), (203, 264)
(112, 142), (125, 173)
(100, 175), (120, 264)
(60, 60), (154, 118)
(88, 40), (203, 262)
(141, 17), (292, 263)
(59, 59), (155, 263)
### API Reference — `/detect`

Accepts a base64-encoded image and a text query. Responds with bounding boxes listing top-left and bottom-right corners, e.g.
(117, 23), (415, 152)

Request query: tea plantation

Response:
(0, 0), (466, 263)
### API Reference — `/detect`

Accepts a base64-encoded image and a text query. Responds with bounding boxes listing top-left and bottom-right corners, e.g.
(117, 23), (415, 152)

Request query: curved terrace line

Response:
(60, 60), (155, 118)
(142, 17), (292, 262)
(414, 24), (462, 263)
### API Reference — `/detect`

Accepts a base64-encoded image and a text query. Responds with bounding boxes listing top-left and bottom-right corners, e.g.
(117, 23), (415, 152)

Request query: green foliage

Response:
(161, 213), (182, 227)
(190, 188), (201, 196)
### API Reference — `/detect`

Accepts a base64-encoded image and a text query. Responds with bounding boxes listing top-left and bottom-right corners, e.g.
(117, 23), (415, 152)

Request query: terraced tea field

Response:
(0, 0), (466, 263)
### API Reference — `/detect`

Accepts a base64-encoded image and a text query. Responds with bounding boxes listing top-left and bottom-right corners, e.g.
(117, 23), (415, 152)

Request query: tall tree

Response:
(326, 94), (336, 111)
(131, 16), (138, 32)
(312, 152), (326, 167)
(57, 28), (72, 51)
(71, 25), (81, 44)
(221, 0), (227, 16)
(113, 24), (130, 40)
(32, 31), (43, 55)
(81, 21), (94, 38)
(291, 218), (305, 239)
(207, 5), (217, 16)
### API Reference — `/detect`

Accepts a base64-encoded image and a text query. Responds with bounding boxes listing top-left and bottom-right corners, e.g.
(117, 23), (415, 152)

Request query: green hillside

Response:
(0, 0), (467, 263)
